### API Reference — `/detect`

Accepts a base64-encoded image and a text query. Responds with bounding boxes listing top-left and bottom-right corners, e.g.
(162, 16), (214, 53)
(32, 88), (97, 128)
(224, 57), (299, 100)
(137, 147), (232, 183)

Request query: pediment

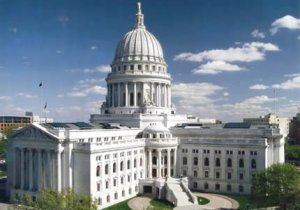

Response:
(10, 125), (58, 143)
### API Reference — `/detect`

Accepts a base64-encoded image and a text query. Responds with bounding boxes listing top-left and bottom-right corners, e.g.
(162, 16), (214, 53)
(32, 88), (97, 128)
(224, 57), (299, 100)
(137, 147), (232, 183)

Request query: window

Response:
(239, 159), (244, 168)
(215, 158), (221, 167)
(251, 159), (256, 169)
(114, 192), (118, 200)
(152, 65), (156, 71)
(96, 166), (100, 177)
(123, 65), (127, 70)
(128, 175), (130, 182)
(120, 161), (124, 171)
(204, 183), (209, 190)
(152, 157), (157, 165)
(145, 65), (149, 70)
(138, 65), (142, 70)
(97, 183), (100, 191)
(183, 170), (187, 176)
(183, 157), (188, 165)
(121, 177), (124, 184)
(227, 184), (232, 192)
(107, 195), (110, 203)
(129, 188), (132, 194)
(205, 171), (209, 178)
(98, 198), (102, 205)
(216, 172), (220, 179)
(194, 170), (197, 177)
(240, 173), (244, 180)
(113, 163), (116, 173)
(127, 160), (130, 169)
(193, 182), (198, 189)
(106, 181), (109, 189)
(215, 183), (220, 190)
(105, 164), (109, 175)
(134, 173), (137, 180)
(122, 190), (125, 197)
(239, 185), (244, 192)
(227, 172), (232, 179)
(113, 179), (117, 186)
(134, 159), (137, 168)
(204, 157), (209, 166)
(140, 158), (143, 166)
(130, 93), (134, 106)
(227, 158), (232, 167)
(193, 157), (198, 165)
(130, 65), (134, 70)
(118, 66), (121, 71)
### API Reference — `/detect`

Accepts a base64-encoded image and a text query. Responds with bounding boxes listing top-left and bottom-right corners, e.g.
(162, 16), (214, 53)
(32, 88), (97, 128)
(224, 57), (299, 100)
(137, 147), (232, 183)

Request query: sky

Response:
(0, 0), (300, 122)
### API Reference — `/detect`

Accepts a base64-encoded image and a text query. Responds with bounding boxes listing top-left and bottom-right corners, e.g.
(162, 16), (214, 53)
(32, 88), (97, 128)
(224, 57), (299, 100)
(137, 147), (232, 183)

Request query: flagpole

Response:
(39, 81), (43, 123)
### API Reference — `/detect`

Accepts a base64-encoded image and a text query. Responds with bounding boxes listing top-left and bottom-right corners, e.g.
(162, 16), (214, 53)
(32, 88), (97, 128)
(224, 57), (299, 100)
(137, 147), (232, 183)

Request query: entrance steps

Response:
(165, 177), (197, 207)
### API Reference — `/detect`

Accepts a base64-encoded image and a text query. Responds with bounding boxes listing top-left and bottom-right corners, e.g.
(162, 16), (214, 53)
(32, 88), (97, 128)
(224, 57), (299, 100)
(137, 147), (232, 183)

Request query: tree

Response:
(252, 163), (300, 210)
(12, 188), (97, 210)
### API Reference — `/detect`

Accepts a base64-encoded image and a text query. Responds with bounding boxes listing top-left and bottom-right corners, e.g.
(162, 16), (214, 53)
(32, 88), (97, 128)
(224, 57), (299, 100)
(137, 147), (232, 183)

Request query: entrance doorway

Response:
(143, 186), (152, 194)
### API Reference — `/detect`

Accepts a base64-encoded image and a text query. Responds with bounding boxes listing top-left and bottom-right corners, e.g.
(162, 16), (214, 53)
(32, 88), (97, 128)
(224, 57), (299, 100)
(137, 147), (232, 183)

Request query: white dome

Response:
(144, 123), (170, 134)
(113, 2), (164, 63)
(114, 28), (164, 62)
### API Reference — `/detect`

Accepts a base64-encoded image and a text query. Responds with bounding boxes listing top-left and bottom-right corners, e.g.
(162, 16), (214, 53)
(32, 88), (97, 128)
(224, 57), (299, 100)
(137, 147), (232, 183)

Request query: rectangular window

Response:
(194, 170), (197, 177)
(240, 173), (244, 180)
(183, 170), (187, 176)
(138, 65), (142, 70)
(113, 179), (117, 186)
(130, 65), (134, 70)
(205, 171), (209, 178)
(227, 172), (231, 180)
(216, 172), (220, 179)
(123, 65), (127, 70)
(97, 183), (100, 191)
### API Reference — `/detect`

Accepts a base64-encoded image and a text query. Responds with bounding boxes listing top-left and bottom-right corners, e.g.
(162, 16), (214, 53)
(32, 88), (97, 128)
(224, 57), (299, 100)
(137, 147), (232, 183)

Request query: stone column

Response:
(164, 84), (167, 107)
(125, 82), (128, 106)
(173, 149), (177, 177)
(29, 149), (33, 190)
(156, 84), (159, 107)
(158, 149), (162, 178)
(150, 83), (153, 103)
(148, 149), (152, 178)
(134, 82), (137, 106)
(112, 84), (115, 107)
(37, 149), (42, 190)
(168, 85), (171, 108)
(20, 148), (25, 190)
(118, 83), (121, 107)
(57, 150), (61, 191)
(167, 149), (171, 177)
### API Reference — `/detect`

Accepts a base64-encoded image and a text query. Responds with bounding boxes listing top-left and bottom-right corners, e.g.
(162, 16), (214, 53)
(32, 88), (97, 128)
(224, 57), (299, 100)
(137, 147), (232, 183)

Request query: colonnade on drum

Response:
(107, 82), (171, 108)
(146, 148), (177, 179)
(12, 147), (62, 192)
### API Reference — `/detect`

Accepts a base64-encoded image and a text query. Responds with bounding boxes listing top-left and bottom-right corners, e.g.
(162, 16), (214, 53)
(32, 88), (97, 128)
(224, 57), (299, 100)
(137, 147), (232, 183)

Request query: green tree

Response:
(0, 139), (7, 159)
(12, 188), (97, 210)
(252, 163), (300, 210)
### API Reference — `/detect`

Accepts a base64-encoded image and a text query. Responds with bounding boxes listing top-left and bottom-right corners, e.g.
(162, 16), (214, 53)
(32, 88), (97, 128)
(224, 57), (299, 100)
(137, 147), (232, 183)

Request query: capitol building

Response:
(7, 3), (285, 209)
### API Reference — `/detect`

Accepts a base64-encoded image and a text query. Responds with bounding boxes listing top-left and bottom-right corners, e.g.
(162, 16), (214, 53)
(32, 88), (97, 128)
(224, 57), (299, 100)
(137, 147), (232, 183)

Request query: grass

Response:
(197, 196), (210, 205)
(103, 199), (131, 210)
(0, 170), (6, 177)
(227, 194), (276, 210)
(150, 199), (173, 210)
(103, 198), (173, 210)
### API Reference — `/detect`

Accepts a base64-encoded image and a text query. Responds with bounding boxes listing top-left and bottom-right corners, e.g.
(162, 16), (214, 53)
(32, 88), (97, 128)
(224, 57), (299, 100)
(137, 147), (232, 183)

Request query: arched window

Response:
(152, 156), (157, 165)
(239, 158), (244, 168)
(130, 92), (134, 106)
(215, 158), (221, 167)
(183, 157), (188, 165)
(251, 159), (256, 169)
(113, 163), (116, 173)
(127, 160), (130, 169)
(227, 158), (232, 167)
(105, 164), (109, 175)
(114, 192), (118, 200)
(193, 157), (198, 165)
(120, 161), (123, 171)
(137, 92), (142, 106)
(204, 157), (209, 166)
(96, 165), (100, 177)
(134, 159), (137, 168)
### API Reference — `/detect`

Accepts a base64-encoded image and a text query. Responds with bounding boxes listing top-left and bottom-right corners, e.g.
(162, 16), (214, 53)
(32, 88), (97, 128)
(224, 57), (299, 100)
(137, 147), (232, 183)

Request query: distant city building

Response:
(0, 112), (53, 135)
(289, 112), (300, 144)
(7, 3), (285, 209)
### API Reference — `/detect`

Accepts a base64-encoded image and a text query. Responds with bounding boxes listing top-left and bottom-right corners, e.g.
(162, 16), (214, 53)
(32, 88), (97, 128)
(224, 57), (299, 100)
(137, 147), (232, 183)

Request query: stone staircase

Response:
(165, 177), (197, 207)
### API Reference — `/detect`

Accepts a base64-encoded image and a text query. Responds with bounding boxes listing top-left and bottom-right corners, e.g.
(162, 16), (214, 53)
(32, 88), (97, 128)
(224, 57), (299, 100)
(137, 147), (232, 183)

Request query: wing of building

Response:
(6, 3), (284, 209)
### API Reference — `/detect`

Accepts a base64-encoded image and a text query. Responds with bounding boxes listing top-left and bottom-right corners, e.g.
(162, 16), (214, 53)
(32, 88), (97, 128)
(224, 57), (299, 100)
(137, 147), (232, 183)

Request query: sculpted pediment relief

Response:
(10, 125), (58, 142)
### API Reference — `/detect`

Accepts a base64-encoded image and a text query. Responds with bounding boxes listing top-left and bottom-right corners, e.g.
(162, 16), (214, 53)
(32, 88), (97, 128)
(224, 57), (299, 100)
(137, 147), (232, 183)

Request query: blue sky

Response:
(1, 0), (300, 122)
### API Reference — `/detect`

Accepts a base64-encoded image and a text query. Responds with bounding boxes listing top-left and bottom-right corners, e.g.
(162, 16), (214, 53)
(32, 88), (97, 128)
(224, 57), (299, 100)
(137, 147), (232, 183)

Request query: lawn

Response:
(150, 199), (173, 210)
(197, 196), (210, 205)
(103, 199), (131, 210)
(0, 170), (6, 177)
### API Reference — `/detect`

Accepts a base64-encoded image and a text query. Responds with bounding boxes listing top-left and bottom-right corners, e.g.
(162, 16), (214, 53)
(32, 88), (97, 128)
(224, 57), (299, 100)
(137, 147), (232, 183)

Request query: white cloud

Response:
(272, 75), (300, 90)
(174, 42), (279, 63)
(284, 73), (300, 77)
(192, 61), (244, 75)
(249, 84), (269, 90)
(90, 46), (98, 50)
(223, 92), (229, 96)
(251, 29), (265, 39)
(68, 85), (106, 97)
(56, 50), (62, 54)
(57, 16), (70, 25)
(0, 96), (12, 100)
(8, 27), (17, 33)
(78, 78), (105, 85)
(83, 65), (111, 73)
(57, 94), (64, 98)
(17, 92), (37, 99)
(241, 95), (277, 105)
(270, 15), (300, 35)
